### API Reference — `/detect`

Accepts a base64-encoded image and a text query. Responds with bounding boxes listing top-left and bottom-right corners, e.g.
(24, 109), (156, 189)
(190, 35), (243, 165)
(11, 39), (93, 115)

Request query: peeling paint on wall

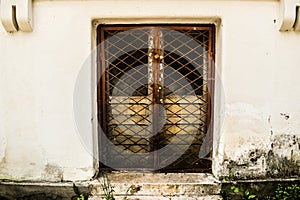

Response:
(0, 136), (6, 165)
(42, 164), (64, 182)
(266, 134), (300, 177)
(222, 134), (300, 180)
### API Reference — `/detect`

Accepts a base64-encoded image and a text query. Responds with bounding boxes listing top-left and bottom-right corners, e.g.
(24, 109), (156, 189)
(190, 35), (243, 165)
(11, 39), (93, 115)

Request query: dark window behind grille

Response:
(97, 25), (215, 172)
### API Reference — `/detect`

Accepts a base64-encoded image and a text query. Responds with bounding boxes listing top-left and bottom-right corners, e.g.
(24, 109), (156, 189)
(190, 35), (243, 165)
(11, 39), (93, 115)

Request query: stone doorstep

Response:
(89, 195), (223, 200)
(90, 182), (221, 196)
(89, 173), (221, 199)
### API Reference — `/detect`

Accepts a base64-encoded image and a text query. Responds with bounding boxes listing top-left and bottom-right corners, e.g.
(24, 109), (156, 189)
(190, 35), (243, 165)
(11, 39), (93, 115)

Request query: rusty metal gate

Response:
(97, 25), (215, 172)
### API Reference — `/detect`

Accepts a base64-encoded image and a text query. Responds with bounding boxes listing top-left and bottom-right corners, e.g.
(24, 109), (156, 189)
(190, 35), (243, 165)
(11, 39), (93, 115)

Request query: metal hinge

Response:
(0, 0), (33, 32)
(279, 0), (300, 31)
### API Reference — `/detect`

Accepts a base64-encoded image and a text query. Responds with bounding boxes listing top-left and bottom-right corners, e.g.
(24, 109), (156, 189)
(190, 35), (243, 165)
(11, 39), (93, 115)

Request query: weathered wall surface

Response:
(0, 0), (299, 182)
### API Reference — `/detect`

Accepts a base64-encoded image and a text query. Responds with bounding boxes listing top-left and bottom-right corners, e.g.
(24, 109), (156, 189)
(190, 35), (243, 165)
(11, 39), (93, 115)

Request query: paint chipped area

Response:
(267, 134), (300, 177)
(0, 136), (6, 164)
(222, 134), (300, 180)
(42, 164), (64, 182)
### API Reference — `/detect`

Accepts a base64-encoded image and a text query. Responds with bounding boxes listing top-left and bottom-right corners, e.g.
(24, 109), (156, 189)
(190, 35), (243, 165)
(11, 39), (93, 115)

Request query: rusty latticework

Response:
(97, 25), (215, 172)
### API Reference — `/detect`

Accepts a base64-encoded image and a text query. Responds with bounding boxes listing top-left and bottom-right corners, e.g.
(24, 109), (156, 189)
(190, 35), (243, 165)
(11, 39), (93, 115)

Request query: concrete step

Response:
(89, 173), (222, 200)
(89, 194), (223, 200)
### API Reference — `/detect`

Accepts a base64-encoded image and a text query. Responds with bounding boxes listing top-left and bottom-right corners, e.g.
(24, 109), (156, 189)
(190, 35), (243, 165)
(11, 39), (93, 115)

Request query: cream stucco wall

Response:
(0, 0), (299, 182)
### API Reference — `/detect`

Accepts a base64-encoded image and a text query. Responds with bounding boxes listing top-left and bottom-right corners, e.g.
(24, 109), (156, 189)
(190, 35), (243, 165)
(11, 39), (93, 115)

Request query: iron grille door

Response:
(97, 25), (215, 172)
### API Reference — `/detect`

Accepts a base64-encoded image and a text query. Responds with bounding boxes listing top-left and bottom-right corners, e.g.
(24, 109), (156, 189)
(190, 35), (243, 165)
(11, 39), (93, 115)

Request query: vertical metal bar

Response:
(148, 29), (154, 169)
(210, 25), (216, 158)
(151, 27), (161, 169)
(97, 26), (102, 168)
(205, 26), (215, 158)
(99, 27), (108, 167)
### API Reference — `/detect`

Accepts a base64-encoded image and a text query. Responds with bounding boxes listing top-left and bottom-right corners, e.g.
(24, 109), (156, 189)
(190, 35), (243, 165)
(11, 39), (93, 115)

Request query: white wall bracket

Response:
(0, 0), (299, 33)
(279, 0), (300, 31)
(0, 0), (33, 32)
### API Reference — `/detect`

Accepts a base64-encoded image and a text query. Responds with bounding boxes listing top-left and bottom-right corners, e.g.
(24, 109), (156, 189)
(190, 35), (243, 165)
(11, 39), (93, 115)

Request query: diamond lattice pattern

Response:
(99, 26), (212, 171)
